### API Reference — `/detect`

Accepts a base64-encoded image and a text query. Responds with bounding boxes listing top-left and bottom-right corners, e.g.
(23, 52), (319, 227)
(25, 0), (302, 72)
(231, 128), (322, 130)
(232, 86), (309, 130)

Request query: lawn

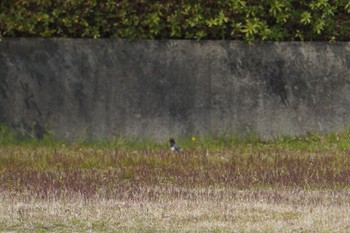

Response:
(1, 132), (350, 232)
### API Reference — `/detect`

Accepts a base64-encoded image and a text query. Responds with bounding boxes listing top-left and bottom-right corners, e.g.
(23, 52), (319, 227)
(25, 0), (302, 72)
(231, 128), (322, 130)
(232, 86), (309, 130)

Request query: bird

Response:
(169, 138), (180, 153)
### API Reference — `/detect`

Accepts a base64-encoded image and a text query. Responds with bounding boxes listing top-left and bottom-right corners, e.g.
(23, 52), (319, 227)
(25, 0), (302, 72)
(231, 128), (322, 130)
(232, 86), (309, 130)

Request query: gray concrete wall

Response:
(1, 38), (350, 141)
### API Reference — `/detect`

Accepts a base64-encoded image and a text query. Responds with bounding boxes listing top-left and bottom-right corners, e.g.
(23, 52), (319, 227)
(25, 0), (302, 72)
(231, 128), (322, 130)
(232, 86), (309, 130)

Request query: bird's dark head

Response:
(169, 138), (175, 146)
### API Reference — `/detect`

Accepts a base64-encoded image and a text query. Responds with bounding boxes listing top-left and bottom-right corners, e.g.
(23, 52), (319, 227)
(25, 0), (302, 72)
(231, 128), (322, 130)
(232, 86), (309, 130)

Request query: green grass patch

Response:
(2, 124), (350, 152)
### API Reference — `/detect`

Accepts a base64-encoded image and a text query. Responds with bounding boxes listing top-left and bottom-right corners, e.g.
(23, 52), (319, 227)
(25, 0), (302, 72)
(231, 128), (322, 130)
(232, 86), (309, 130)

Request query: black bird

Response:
(169, 138), (180, 153)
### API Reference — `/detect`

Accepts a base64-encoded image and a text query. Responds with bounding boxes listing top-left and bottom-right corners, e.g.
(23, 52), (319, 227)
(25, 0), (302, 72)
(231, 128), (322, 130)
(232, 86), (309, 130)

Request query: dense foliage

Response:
(1, 0), (350, 41)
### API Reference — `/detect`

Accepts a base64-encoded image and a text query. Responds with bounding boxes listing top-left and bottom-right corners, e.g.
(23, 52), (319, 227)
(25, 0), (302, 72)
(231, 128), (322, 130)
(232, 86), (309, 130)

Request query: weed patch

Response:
(2, 130), (350, 232)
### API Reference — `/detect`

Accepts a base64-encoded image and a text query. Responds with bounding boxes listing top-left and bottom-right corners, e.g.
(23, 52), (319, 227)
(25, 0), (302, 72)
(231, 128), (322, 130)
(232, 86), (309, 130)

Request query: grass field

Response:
(1, 132), (350, 232)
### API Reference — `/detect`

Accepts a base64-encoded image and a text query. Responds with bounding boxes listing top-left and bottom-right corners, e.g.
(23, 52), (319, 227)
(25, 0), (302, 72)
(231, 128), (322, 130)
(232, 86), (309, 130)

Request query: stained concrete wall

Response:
(1, 38), (350, 141)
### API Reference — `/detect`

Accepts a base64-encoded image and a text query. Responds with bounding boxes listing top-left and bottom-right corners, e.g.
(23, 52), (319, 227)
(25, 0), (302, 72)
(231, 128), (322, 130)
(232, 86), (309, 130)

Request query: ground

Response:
(1, 135), (350, 232)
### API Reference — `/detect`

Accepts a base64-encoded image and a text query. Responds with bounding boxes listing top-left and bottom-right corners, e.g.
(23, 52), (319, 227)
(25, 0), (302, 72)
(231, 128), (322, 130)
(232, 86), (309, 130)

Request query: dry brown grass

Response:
(1, 187), (350, 232)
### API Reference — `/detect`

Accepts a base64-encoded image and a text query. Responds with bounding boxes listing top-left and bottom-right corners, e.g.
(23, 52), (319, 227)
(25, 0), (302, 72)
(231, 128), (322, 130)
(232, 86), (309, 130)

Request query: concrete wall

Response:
(1, 38), (350, 141)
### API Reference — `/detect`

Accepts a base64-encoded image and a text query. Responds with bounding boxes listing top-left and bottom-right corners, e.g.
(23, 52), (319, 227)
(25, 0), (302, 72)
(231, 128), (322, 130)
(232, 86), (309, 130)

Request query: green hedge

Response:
(1, 0), (350, 42)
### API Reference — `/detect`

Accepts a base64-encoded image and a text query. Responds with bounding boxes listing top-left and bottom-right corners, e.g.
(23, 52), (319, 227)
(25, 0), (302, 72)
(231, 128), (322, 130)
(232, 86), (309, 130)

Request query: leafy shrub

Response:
(1, 0), (350, 42)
